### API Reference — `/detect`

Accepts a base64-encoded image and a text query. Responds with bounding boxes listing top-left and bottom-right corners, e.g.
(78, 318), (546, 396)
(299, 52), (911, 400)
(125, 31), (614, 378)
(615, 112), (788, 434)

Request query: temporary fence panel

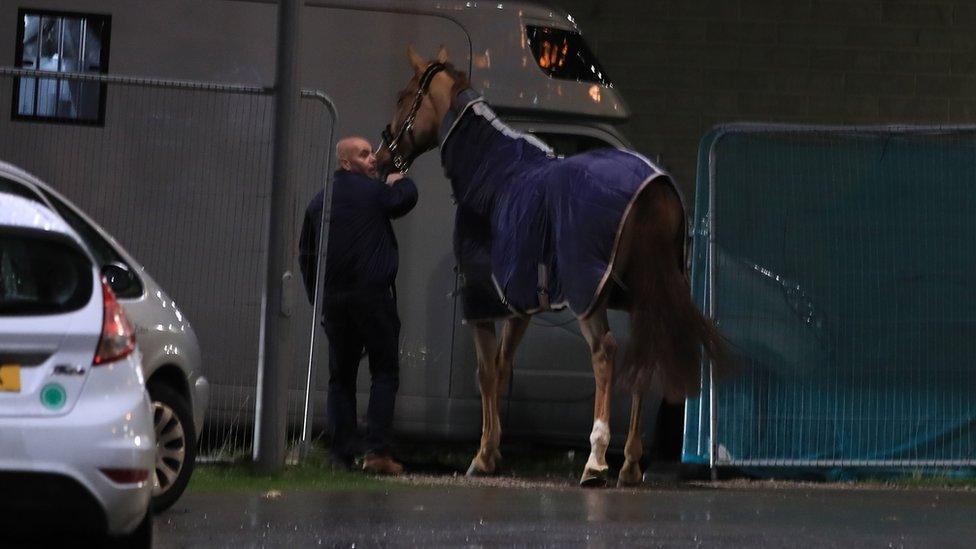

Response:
(685, 123), (976, 467)
(0, 68), (336, 460)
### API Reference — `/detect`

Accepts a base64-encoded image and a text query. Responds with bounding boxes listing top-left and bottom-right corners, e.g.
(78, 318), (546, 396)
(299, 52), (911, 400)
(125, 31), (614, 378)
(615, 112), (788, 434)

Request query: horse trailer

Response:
(0, 0), (675, 453)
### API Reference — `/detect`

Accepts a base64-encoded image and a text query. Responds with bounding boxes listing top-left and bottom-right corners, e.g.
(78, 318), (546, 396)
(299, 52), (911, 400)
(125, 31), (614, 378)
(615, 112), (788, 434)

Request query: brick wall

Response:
(550, 0), (976, 198)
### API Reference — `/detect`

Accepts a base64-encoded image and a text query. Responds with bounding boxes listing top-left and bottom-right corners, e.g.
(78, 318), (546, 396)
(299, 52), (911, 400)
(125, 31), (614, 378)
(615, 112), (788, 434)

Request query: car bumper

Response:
(0, 355), (154, 536)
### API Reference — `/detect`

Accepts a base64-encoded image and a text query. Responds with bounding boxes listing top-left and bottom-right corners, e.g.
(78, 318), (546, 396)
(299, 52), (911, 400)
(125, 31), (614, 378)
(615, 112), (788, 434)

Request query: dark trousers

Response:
(322, 287), (401, 464)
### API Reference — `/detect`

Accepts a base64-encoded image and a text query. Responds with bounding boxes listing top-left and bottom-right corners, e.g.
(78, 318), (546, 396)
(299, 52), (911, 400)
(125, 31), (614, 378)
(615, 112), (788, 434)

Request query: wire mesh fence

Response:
(0, 68), (336, 462)
(685, 123), (976, 468)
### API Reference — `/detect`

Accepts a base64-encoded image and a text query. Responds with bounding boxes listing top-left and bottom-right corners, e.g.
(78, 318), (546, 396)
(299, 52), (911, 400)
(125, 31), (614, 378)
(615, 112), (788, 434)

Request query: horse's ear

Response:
(436, 45), (449, 64)
(407, 44), (427, 73)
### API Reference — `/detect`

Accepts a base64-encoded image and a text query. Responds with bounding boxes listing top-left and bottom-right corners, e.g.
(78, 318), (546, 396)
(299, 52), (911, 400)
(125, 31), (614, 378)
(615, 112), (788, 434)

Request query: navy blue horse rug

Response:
(440, 89), (679, 322)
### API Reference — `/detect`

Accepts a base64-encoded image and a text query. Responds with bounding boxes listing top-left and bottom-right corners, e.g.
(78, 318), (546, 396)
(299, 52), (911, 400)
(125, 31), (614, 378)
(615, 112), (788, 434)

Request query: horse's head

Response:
(376, 45), (463, 175)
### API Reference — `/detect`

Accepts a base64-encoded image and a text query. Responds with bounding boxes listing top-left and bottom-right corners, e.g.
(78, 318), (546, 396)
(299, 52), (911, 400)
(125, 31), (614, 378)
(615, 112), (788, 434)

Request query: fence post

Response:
(256, 0), (302, 474)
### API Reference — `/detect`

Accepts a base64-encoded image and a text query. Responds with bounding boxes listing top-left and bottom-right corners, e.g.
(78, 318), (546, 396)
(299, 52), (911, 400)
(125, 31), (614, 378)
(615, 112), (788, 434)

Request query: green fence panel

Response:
(685, 124), (976, 467)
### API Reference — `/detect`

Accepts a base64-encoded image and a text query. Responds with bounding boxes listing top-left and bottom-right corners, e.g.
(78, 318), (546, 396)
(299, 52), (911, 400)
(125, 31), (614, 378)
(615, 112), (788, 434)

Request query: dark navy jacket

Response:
(299, 169), (418, 304)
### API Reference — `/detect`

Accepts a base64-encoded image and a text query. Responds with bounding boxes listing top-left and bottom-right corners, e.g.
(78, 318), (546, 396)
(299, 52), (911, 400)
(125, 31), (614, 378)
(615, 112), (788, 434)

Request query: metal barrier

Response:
(0, 67), (337, 461)
(685, 123), (976, 469)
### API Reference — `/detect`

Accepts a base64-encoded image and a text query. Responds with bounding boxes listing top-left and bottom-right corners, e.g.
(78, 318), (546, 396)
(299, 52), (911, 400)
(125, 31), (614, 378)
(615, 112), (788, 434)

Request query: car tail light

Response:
(100, 468), (149, 484)
(93, 278), (136, 366)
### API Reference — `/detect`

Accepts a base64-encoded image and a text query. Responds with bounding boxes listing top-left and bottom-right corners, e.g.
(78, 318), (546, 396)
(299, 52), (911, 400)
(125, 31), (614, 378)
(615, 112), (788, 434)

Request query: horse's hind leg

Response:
(467, 320), (499, 476)
(618, 394), (644, 487)
(578, 305), (617, 488)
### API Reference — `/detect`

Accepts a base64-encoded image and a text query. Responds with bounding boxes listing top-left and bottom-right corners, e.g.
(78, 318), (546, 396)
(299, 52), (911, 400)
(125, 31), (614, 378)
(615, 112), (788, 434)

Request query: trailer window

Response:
(12, 9), (111, 125)
(526, 26), (612, 87)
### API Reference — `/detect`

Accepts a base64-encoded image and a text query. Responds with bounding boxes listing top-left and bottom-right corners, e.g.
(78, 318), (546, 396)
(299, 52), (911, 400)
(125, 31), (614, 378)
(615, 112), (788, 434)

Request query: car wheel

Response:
(149, 382), (196, 512)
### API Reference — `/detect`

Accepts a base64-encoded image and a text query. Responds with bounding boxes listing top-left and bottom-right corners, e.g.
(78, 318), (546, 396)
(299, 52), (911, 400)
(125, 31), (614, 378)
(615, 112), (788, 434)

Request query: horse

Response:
(376, 46), (730, 487)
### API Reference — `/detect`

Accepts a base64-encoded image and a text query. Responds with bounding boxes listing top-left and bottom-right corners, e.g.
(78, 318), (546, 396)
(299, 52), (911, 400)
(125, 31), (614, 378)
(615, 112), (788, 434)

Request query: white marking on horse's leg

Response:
(584, 419), (611, 473)
(578, 307), (616, 486)
(618, 394), (644, 487)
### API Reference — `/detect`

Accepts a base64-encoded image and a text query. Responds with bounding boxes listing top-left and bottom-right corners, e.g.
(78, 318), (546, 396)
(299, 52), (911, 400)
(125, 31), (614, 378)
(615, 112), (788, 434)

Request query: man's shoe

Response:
(362, 454), (404, 476)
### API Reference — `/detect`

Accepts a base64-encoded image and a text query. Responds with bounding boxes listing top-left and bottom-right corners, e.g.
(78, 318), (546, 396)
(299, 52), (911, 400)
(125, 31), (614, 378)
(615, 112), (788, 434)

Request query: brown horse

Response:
(377, 46), (730, 487)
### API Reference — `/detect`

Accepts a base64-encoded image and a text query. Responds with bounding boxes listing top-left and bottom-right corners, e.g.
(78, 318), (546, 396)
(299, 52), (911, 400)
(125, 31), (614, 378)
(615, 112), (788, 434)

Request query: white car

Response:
(0, 160), (208, 511)
(0, 192), (154, 544)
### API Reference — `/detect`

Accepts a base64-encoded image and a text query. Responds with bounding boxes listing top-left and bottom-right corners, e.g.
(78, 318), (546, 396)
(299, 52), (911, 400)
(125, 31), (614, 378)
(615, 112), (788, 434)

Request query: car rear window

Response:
(0, 176), (45, 203)
(0, 230), (94, 315)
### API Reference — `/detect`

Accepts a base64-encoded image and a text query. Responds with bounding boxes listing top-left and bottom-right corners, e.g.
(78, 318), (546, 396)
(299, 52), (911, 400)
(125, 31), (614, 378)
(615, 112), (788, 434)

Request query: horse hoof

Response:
(579, 468), (609, 488)
(617, 465), (643, 487)
(466, 461), (494, 477)
(617, 475), (642, 488)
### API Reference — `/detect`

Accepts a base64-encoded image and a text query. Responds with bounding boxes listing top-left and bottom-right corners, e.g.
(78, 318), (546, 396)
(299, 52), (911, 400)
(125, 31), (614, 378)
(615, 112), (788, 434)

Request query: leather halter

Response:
(379, 62), (446, 174)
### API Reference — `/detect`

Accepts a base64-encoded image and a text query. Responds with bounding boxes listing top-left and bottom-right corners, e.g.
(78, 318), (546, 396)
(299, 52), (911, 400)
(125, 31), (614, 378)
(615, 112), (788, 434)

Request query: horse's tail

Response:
(618, 180), (732, 401)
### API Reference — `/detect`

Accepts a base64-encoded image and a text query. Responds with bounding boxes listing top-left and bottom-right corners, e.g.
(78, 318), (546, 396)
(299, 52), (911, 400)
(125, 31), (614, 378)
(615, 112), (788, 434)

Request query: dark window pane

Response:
(0, 232), (94, 315)
(17, 14), (40, 115)
(61, 18), (82, 70)
(36, 76), (57, 116)
(57, 79), (77, 118)
(36, 16), (61, 117)
(56, 18), (82, 118)
(83, 18), (104, 71)
(38, 16), (60, 69)
(20, 14), (39, 68)
(78, 81), (101, 120)
(17, 78), (35, 116)
(525, 26), (612, 87)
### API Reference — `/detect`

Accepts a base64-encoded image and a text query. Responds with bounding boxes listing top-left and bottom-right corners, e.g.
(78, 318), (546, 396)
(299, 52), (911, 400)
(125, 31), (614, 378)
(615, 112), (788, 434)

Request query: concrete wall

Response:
(552, 0), (976, 198)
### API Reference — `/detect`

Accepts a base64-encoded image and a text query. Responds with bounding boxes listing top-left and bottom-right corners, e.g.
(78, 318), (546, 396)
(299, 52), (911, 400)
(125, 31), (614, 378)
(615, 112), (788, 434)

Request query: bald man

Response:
(299, 136), (418, 475)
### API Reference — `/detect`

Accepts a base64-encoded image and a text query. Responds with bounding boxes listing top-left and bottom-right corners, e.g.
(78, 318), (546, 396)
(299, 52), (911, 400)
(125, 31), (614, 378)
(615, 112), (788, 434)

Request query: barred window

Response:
(13, 9), (111, 125)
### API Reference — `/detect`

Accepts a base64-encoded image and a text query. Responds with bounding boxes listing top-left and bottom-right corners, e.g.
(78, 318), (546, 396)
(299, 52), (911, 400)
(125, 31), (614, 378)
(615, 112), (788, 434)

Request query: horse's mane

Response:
(443, 62), (471, 99)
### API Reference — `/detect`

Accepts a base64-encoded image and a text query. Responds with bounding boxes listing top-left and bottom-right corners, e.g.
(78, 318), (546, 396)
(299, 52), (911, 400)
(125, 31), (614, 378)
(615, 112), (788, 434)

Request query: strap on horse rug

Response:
(440, 89), (681, 322)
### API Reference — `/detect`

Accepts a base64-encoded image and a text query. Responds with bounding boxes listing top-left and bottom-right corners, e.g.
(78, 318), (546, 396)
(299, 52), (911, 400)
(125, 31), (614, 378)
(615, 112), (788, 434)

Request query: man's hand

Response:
(385, 172), (405, 186)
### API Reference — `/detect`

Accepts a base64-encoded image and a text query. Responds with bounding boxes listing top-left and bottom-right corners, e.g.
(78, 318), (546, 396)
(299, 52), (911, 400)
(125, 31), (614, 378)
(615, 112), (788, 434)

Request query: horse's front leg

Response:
(493, 316), (530, 463)
(578, 306), (616, 487)
(467, 320), (499, 476)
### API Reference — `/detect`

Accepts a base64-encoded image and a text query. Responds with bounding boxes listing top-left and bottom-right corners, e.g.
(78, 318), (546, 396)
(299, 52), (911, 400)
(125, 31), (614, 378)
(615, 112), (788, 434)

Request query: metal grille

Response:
(0, 67), (336, 461)
(685, 123), (976, 468)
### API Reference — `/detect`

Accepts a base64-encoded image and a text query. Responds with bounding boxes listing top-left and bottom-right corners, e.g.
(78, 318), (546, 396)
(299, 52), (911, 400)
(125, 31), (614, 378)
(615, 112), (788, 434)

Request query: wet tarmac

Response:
(156, 480), (975, 547)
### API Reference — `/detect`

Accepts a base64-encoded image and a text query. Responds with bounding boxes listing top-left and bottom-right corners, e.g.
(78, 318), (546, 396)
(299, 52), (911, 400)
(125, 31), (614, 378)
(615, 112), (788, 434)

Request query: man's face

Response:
(340, 138), (378, 179)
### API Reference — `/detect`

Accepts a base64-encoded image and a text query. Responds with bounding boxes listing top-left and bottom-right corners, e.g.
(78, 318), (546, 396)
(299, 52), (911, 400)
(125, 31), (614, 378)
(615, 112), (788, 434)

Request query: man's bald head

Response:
(337, 136), (378, 179)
